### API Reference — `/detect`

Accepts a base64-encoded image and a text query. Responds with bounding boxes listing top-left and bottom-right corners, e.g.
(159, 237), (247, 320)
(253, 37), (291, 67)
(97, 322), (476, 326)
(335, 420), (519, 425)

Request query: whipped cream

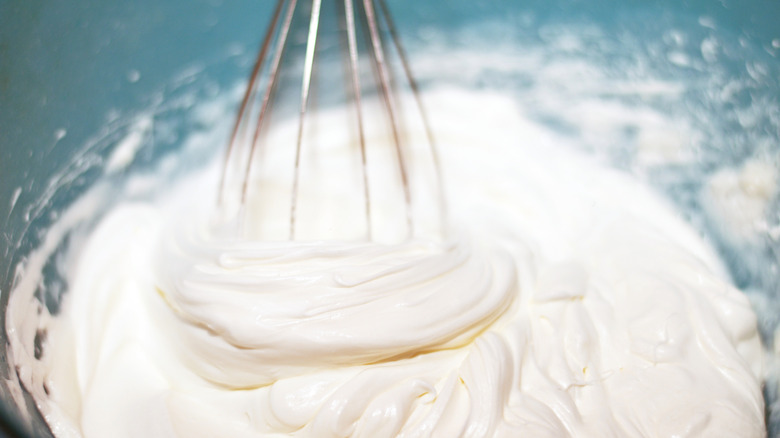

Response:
(9, 88), (765, 437)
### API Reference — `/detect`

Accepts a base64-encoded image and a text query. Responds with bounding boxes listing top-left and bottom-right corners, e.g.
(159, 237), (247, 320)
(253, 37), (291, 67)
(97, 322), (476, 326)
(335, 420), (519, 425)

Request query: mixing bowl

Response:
(1, 0), (779, 436)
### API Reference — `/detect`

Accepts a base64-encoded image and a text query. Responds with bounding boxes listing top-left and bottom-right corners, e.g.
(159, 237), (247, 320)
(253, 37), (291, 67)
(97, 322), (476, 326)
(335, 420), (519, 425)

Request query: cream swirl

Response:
(154, 225), (516, 387)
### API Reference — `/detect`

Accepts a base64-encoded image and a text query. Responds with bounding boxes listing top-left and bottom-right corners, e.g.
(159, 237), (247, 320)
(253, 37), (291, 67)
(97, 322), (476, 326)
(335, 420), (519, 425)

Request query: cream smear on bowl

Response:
(5, 19), (779, 438)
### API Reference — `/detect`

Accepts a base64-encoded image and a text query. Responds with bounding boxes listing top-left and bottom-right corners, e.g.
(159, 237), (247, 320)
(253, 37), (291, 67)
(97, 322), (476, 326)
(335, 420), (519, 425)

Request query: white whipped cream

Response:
(10, 88), (764, 437)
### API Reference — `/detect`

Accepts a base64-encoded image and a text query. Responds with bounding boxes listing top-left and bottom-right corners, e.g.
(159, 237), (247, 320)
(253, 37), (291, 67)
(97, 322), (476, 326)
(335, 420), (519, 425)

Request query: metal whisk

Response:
(217, 0), (445, 243)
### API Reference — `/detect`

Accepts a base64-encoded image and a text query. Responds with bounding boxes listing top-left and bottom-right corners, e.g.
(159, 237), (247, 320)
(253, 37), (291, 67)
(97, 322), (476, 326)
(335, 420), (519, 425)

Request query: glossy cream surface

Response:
(10, 89), (765, 437)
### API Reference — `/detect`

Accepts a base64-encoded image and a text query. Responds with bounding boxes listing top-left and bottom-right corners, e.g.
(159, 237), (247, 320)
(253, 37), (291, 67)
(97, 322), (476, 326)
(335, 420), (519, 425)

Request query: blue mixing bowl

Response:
(1, 0), (778, 436)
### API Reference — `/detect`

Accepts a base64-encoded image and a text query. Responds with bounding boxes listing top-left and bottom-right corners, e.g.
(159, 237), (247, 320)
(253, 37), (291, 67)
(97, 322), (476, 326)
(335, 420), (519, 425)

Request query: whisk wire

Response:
(344, 0), (373, 240)
(377, 0), (447, 231)
(289, 0), (323, 239)
(242, 0), (299, 206)
(362, 0), (414, 238)
(218, 0), (286, 207)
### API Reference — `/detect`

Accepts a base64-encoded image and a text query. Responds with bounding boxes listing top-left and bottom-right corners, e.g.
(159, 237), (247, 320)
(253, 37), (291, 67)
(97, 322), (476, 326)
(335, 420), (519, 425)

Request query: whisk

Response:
(217, 0), (445, 243)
